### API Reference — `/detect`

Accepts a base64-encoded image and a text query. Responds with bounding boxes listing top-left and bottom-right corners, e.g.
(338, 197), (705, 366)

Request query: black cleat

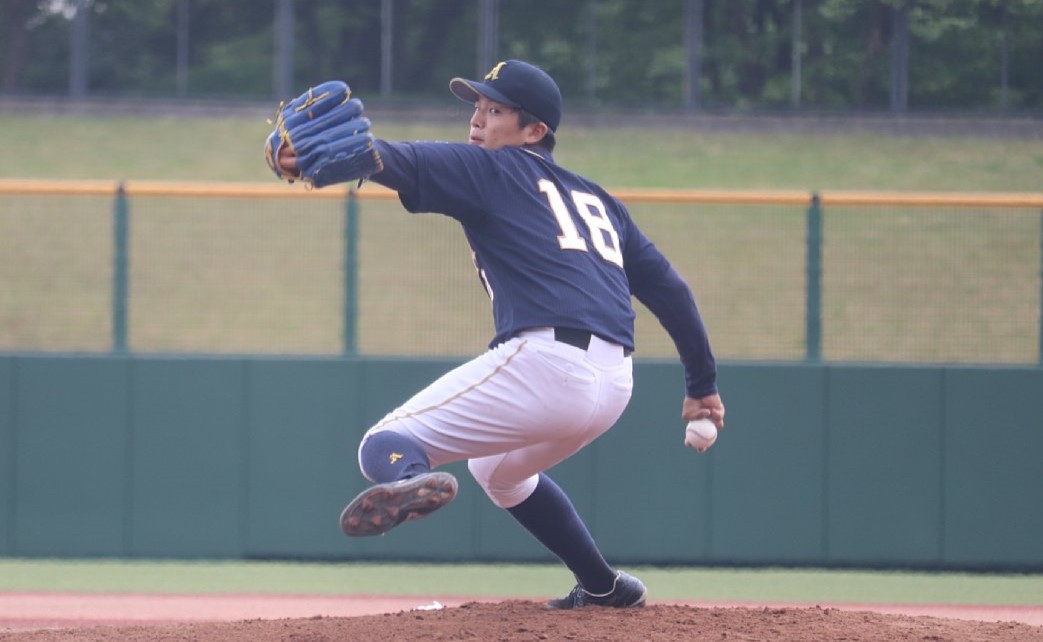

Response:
(339, 472), (458, 537)
(546, 571), (647, 609)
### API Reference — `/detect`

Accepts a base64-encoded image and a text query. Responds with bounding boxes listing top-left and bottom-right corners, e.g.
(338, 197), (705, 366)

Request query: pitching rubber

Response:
(339, 472), (458, 537)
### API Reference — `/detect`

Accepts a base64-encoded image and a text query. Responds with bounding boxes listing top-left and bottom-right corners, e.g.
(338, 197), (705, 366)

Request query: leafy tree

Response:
(0, 0), (1039, 111)
(1, 0), (35, 91)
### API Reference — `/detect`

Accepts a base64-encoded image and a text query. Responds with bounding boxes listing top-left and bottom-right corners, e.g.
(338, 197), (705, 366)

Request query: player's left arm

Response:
(623, 223), (724, 429)
(683, 393), (725, 427)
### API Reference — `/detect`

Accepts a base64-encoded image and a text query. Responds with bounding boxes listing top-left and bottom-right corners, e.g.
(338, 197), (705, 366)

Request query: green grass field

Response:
(1, 111), (1041, 362)
(1, 559), (1041, 605)
(1, 113), (1042, 606)
(2, 111), (1042, 190)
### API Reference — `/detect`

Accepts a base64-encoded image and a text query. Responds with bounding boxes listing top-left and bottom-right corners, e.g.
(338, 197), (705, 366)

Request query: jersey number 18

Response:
(538, 179), (624, 268)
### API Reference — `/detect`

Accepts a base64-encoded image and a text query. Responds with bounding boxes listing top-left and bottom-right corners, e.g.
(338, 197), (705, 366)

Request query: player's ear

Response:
(523, 120), (549, 146)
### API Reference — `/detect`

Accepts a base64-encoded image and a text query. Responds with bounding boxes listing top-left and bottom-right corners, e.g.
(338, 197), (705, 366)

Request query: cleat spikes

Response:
(340, 472), (458, 537)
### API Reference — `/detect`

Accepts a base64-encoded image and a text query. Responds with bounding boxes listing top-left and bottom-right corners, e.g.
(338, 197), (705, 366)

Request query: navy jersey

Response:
(371, 140), (717, 398)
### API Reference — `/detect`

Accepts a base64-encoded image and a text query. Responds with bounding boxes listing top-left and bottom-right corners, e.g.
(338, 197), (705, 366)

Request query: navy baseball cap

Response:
(450, 60), (562, 133)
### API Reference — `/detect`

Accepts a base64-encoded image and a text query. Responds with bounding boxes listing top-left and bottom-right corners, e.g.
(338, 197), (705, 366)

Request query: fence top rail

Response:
(0, 178), (350, 199)
(818, 191), (1043, 208)
(1, 179), (1041, 208)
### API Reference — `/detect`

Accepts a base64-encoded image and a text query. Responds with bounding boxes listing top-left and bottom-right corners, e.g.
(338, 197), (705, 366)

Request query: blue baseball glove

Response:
(264, 80), (383, 188)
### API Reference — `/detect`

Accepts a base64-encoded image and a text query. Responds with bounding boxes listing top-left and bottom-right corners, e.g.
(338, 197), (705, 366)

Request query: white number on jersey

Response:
(538, 179), (624, 268)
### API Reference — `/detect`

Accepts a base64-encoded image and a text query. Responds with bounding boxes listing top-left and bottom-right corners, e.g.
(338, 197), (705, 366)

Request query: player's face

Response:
(468, 96), (545, 150)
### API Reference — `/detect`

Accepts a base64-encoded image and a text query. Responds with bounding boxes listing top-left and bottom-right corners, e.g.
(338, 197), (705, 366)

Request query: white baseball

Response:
(684, 418), (718, 453)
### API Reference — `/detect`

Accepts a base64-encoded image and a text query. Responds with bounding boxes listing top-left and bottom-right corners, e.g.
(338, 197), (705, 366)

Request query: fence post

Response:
(113, 182), (129, 353)
(343, 189), (359, 356)
(805, 192), (822, 362)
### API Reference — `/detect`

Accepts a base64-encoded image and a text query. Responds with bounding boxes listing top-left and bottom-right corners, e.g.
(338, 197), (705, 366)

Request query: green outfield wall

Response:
(1, 354), (1040, 571)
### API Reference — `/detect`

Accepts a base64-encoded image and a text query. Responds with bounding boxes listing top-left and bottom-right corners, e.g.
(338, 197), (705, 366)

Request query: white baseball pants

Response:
(359, 328), (633, 508)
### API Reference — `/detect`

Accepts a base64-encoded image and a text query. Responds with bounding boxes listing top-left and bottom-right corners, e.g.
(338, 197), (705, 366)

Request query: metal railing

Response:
(1, 179), (1041, 364)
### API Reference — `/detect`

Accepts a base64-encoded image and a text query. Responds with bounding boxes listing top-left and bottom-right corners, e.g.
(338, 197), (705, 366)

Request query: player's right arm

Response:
(277, 140), (412, 191)
(276, 144), (299, 175)
(369, 140), (421, 195)
(368, 140), (493, 225)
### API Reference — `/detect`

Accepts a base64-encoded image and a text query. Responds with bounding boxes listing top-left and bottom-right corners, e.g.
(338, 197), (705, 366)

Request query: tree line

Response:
(1, 0), (1040, 113)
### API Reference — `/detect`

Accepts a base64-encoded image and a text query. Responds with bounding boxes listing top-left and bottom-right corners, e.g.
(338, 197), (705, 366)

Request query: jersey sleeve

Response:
(622, 217), (718, 399)
(370, 140), (420, 195)
(370, 140), (490, 226)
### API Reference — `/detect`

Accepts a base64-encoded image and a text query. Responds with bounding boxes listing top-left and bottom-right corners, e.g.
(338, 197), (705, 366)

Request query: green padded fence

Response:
(2, 181), (1042, 568)
(1, 354), (1041, 570)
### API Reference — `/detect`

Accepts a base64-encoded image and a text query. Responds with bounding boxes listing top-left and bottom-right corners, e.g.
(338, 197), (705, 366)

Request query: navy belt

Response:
(553, 327), (632, 357)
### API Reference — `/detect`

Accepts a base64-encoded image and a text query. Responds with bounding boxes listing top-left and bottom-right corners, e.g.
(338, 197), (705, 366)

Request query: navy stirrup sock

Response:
(359, 431), (430, 483)
(507, 473), (616, 595)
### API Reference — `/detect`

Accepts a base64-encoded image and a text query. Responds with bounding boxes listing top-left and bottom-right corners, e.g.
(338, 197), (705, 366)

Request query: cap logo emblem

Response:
(485, 61), (507, 81)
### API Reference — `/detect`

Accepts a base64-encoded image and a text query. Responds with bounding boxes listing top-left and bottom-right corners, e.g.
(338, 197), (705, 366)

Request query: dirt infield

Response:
(1, 593), (1042, 641)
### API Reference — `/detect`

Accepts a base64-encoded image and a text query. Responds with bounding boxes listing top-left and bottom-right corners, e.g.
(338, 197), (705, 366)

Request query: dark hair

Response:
(518, 108), (556, 152)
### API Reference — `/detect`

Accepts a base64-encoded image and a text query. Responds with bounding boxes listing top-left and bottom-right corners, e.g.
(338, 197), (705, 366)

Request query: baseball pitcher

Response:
(266, 60), (725, 609)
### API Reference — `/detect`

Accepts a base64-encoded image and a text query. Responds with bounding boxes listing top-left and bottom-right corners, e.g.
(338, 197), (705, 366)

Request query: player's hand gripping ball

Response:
(684, 418), (718, 453)
(264, 80), (383, 188)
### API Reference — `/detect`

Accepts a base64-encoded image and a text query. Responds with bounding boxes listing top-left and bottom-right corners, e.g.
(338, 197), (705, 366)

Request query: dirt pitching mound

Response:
(2, 601), (1042, 642)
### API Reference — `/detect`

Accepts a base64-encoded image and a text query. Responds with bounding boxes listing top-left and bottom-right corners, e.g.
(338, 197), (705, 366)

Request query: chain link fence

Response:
(1, 181), (1041, 365)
